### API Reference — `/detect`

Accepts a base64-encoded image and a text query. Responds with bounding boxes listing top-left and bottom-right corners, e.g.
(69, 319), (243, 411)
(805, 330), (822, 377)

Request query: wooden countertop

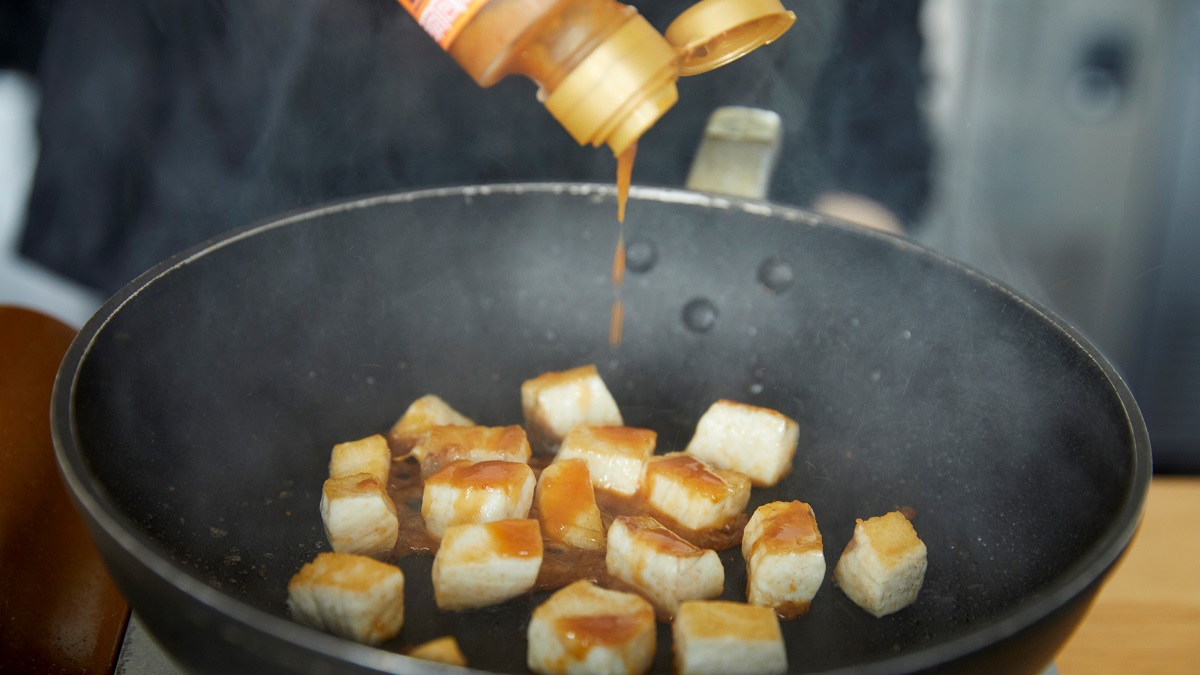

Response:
(0, 307), (128, 673)
(1056, 476), (1200, 674)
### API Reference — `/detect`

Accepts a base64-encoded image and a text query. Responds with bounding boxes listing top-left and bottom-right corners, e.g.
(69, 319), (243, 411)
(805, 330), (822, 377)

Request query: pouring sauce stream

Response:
(610, 143), (636, 348)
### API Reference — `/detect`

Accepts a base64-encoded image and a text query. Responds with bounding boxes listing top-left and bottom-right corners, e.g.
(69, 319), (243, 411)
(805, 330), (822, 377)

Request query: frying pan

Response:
(52, 184), (1150, 674)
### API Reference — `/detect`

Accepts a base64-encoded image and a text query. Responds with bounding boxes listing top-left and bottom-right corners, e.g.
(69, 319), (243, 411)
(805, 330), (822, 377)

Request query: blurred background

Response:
(1, 0), (1197, 471)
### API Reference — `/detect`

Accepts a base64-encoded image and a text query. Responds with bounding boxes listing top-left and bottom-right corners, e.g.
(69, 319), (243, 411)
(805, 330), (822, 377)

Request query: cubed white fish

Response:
(605, 516), (723, 616)
(432, 519), (544, 611)
(411, 424), (532, 478)
(320, 473), (399, 559)
(535, 458), (605, 551)
(555, 425), (656, 497)
(742, 501), (825, 619)
(684, 399), (799, 487)
(641, 453), (751, 531)
(672, 601), (787, 675)
(287, 552), (405, 645)
(521, 365), (623, 454)
(422, 459), (536, 539)
(527, 580), (656, 675)
(833, 511), (927, 617)
(388, 394), (474, 452)
(329, 434), (391, 485)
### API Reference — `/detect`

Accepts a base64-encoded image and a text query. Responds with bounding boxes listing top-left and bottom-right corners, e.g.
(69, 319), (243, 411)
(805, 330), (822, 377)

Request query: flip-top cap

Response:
(665, 0), (796, 76)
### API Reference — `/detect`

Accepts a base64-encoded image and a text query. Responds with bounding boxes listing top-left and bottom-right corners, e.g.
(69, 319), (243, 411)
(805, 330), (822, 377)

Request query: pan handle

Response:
(684, 105), (904, 233)
(684, 106), (783, 200)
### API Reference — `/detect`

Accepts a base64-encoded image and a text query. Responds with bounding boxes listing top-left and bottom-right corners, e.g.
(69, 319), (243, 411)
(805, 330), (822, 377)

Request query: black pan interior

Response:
(66, 185), (1144, 673)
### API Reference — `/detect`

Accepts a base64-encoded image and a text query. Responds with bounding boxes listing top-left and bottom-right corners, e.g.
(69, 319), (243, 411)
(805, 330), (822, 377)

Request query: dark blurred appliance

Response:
(921, 0), (1200, 472)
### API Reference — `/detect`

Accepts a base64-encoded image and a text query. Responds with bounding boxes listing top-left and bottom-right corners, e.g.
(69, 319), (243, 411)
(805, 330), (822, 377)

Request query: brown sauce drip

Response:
(588, 425), (655, 447)
(557, 613), (646, 654)
(489, 520), (542, 558)
(608, 299), (624, 350)
(389, 458), (440, 556)
(645, 455), (731, 502)
(536, 460), (602, 547)
(386, 434), (418, 457)
(654, 510), (747, 552)
(616, 143), (636, 224)
(612, 231), (626, 286)
(595, 488), (744, 552)
(535, 544), (609, 591)
(773, 599), (813, 621)
(747, 504), (820, 565)
(624, 518), (704, 557)
(760, 509), (818, 544)
(426, 459), (526, 488)
(610, 143), (636, 348)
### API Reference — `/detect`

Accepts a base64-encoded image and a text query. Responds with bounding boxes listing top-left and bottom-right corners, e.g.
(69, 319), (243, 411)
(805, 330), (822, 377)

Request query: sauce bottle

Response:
(393, 0), (797, 157)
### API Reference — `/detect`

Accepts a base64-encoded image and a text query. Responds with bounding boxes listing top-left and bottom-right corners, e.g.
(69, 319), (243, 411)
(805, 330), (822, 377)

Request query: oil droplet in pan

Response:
(682, 298), (719, 333)
(624, 238), (657, 274)
(757, 256), (795, 293)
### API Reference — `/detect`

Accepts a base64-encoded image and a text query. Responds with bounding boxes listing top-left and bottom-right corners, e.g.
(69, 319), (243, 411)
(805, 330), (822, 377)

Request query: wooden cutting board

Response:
(0, 306), (128, 674)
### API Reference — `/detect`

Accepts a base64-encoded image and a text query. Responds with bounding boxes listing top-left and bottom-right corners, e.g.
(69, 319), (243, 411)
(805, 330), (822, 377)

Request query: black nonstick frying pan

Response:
(52, 184), (1150, 674)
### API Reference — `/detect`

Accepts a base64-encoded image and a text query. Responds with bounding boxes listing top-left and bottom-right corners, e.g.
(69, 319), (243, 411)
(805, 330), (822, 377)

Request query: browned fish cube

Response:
(422, 460), (535, 539)
(411, 424), (532, 478)
(535, 458), (605, 551)
(521, 365), (623, 454)
(642, 453), (751, 530)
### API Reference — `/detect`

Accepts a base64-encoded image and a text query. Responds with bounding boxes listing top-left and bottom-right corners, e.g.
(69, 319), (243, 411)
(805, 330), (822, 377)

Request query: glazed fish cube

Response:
(407, 636), (467, 667)
(641, 453), (751, 531)
(432, 519), (544, 610)
(329, 434), (391, 485)
(833, 511), (927, 617)
(742, 501), (825, 618)
(388, 394), (474, 452)
(287, 552), (405, 645)
(555, 425), (656, 497)
(684, 399), (799, 487)
(527, 580), (656, 675)
(521, 365), (623, 454)
(605, 516), (723, 615)
(535, 458), (606, 551)
(672, 601), (787, 675)
(320, 473), (399, 559)
(411, 424), (532, 478)
(422, 459), (536, 539)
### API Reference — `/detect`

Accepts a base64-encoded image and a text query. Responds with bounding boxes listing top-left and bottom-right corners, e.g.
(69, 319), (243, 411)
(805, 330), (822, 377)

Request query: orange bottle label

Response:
(396, 0), (490, 49)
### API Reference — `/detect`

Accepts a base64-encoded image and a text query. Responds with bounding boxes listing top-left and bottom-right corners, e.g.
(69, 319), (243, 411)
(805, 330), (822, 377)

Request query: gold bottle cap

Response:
(544, 12), (679, 156)
(665, 0), (796, 76)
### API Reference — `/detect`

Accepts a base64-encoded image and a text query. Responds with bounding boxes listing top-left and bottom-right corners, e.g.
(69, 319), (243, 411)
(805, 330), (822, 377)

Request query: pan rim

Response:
(51, 182), (1152, 674)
